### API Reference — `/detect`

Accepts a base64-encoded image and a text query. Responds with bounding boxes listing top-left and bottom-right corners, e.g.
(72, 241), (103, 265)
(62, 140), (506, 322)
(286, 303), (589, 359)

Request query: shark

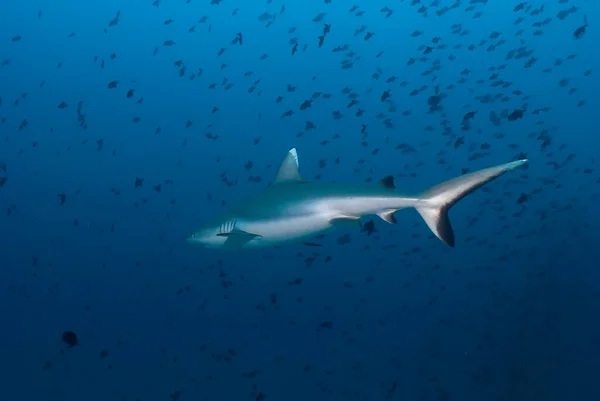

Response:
(187, 148), (527, 249)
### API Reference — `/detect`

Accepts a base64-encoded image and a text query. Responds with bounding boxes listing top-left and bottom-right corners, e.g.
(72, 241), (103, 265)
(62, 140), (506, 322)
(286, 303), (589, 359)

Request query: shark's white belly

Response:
(240, 213), (334, 247)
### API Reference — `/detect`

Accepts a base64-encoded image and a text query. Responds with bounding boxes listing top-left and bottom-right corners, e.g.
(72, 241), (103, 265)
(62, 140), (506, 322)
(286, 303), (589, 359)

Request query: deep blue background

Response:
(1, 0), (598, 400)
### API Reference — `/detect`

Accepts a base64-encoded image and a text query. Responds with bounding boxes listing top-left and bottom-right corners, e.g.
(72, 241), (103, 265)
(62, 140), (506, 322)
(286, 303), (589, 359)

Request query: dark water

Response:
(1, 0), (598, 400)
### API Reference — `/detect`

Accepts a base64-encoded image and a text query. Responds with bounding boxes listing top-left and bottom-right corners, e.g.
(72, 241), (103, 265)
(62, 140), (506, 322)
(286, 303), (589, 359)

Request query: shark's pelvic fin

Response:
(217, 229), (261, 248)
(415, 159), (528, 247)
(376, 177), (398, 223)
(330, 215), (361, 227)
(273, 148), (305, 185)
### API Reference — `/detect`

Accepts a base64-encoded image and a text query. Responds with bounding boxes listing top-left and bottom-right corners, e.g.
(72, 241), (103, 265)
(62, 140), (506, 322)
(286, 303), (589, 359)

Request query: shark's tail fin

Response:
(415, 159), (527, 247)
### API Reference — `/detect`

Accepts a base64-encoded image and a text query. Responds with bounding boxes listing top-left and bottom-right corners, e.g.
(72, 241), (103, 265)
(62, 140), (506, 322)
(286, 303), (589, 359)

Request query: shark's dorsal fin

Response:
(273, 148), (304, 185)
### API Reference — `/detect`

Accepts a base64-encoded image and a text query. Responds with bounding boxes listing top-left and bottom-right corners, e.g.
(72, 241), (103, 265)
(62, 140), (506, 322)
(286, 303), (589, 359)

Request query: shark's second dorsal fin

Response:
(379, 176), (396, 189)
(273, 148), (304, 184)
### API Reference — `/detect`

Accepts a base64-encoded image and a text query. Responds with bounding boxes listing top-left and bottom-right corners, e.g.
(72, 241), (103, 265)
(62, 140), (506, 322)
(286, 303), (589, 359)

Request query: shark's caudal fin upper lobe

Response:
(414, 159), (528, 247)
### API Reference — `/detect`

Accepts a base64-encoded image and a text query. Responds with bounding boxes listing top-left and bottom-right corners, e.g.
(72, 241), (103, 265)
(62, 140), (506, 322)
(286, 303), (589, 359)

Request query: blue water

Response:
(1, 0), (598, 400)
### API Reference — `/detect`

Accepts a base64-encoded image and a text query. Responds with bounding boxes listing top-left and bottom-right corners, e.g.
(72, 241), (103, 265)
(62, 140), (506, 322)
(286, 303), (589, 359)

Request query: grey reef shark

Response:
(187, 148), (527, 250)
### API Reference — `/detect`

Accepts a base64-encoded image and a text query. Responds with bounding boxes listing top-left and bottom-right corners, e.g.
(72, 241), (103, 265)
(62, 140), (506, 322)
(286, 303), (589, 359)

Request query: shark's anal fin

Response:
(217, 229), (261, 249)
(377, 210), (397, 224)
(330, 215), (361, 227)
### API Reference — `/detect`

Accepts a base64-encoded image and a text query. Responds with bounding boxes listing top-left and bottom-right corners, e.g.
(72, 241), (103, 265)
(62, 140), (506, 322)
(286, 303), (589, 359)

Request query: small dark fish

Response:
(232, 32), (243, 45)
(318, 35), (325, 47)
(462, 111), (476, 121)
(360, 220), (376, 236)
(573, 15), (588, 39)
(507, 108), (524, 121)
(62, 331), (78, 347)
(300, 100), (312, 110)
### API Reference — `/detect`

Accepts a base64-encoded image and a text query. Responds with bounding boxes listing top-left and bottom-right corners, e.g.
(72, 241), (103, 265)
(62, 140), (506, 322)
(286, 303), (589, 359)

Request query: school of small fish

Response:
(0, 0), (596, 400)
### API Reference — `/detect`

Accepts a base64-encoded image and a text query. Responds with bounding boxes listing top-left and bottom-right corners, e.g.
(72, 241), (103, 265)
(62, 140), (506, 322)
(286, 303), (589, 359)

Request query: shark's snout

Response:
(186, 232), (199, 243)
(186, 229), (216, 247)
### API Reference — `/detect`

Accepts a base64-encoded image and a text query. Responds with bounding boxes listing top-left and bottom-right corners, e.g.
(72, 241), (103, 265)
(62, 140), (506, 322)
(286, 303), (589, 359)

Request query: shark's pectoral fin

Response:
(217, 229), (261, 249)
(330, 215), (361, 227)
(377, 210), (397, 224)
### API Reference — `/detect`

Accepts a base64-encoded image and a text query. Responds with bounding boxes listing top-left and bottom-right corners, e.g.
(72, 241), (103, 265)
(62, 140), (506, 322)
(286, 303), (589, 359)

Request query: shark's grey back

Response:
(233, 180), (399, 220)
